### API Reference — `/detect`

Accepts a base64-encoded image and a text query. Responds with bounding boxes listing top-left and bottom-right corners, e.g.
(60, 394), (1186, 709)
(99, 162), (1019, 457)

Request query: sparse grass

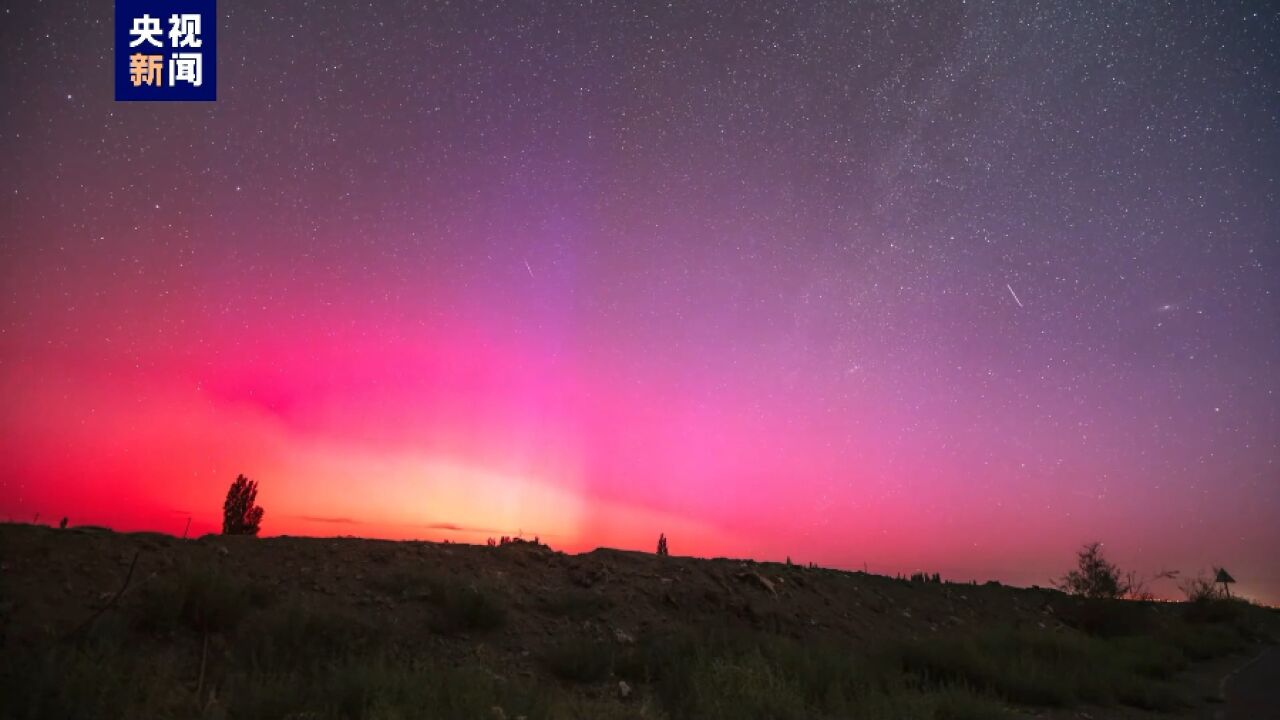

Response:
(222, 657), (556, 720)
(428, 580), (506, 633)
(3, 523), (1273, 720)
(235, 599), (382, 670)
(890, 614), (1268, 713)
(128, 560), (270, 636)
(366, 568), (506, 634)
(540, 588), (613, 619)
(1166, 620), (1249, 660)
(544, 638), (615, 683)
(367, 569), (434, 599)
(607, 624), (1017, 719)
(2, 640), (183, 720)
(603, 618), (1228, 718)
(1184, 594), (1249, 625)
(894, 626), (1191, 710)
(3, 590), (1264, 720)
(1062, 596), (1154, 637)
(3, 637), (558, 720)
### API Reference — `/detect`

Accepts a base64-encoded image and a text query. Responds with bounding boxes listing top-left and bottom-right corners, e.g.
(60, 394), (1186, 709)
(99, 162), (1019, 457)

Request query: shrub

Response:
(1181, 573), (1222, 603)
(1178, 573), (1258, 629)
(1058, 543), (1126, 599)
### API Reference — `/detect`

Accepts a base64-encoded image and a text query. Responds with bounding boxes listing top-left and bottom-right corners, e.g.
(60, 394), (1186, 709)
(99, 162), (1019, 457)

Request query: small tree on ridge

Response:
(1059, 542), (1128, 599)
(222, 474), (264, 536)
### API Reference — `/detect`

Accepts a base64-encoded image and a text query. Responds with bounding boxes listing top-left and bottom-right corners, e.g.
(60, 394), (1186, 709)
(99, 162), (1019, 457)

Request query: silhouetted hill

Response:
(2, 523), (1275, 719)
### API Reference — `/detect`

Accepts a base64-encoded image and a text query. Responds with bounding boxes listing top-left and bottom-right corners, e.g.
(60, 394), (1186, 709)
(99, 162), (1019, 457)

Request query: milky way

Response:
(1, 1), (1277, 602)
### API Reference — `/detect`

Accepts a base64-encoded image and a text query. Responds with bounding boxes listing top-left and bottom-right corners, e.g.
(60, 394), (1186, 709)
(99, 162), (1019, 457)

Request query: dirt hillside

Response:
(1, 523), (1273, 720)
(2, 524), (1067, 654)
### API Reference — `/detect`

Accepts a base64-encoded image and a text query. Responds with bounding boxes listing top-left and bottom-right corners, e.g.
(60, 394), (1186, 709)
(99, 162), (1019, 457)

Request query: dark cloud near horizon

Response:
(292, 515), (507, 536)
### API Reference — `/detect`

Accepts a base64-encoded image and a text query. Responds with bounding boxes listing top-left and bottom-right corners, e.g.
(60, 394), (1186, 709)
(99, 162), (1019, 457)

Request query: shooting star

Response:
(1006, 283), (1024, 308)
(524, 259), (535, 278)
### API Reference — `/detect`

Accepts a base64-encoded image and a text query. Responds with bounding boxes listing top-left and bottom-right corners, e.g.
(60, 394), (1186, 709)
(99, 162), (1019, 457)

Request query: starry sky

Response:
(1, 1), (1278, 602)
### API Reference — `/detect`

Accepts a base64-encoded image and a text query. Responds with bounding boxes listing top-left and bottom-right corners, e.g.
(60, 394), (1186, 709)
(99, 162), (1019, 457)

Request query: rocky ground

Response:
(1, 523), (1275, 719)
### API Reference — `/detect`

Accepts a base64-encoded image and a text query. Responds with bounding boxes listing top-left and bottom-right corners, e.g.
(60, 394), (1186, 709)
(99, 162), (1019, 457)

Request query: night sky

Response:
(2, 1), (1277, 602)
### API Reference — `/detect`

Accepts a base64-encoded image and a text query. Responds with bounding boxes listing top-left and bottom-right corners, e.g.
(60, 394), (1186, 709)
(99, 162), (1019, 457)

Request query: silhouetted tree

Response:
(656, 533), (669, 556)
(222, 474), (264, 536)
(1059, 542), (1127, 599)
(59, 517), (68, 529)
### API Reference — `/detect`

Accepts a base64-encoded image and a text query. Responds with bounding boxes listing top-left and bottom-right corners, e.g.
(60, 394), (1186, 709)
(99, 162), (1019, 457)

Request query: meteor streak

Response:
(1006, 283), (1024, 308)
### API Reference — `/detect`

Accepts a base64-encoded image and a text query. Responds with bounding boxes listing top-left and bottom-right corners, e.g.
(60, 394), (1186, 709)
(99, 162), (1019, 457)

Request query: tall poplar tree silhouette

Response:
(222, 474), (264, 536)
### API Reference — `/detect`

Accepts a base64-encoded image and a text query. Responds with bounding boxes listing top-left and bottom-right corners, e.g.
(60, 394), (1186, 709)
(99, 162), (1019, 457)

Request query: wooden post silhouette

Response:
(1214, 567), (1235, 598)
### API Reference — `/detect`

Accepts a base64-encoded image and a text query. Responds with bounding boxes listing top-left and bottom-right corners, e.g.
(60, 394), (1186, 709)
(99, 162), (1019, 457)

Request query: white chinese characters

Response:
(128, 15), (164, 47)
(170, 53), (203, 87)
(128, 12), (204, 88)
(168, 14), (202, 48)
